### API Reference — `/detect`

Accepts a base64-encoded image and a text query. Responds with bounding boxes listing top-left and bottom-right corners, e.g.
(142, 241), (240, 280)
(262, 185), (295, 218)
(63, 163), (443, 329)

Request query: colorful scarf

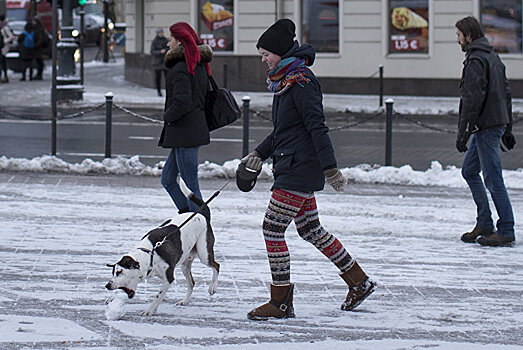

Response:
(267, 57), (310, 95)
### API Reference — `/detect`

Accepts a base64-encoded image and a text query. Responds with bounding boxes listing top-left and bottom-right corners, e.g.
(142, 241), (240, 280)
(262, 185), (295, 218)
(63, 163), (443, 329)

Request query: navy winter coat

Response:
(158, 45), (212, 149)
(255, 42), (337, 193)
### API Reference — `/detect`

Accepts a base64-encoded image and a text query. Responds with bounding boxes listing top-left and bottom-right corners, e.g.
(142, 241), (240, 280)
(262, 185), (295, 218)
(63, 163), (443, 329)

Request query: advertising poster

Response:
(199, 0), (234, 52)
(389, 0), (429, 54)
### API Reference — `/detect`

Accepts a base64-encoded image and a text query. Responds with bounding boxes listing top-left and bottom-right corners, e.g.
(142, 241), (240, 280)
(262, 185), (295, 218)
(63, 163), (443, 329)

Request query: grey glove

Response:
(325, 168), (346, 192)
(241, 151), (262, 171)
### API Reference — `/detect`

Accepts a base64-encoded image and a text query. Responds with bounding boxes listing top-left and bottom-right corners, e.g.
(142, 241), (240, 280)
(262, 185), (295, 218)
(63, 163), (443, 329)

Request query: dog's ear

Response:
(118, 255), (140, 270)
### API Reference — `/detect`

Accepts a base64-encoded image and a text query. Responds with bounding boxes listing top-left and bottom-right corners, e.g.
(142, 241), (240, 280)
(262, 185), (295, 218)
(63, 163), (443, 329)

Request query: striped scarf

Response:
(267, 57), (310, 96)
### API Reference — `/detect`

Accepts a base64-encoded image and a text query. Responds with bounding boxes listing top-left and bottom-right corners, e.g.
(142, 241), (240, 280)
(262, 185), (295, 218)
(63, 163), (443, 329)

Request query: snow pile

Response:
(1, 155), (523, 189)
(0, 155), (163, 176)
(105, 289), (128, 321)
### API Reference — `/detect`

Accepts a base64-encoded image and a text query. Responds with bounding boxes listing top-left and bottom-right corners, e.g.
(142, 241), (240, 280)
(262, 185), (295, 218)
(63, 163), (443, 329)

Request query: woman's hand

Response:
(324, 168), (346, 192)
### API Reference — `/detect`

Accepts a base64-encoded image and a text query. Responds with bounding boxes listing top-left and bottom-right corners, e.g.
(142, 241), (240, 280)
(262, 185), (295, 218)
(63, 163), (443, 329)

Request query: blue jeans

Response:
(461, 126), (515, 238)
(161, 147), (202, 212)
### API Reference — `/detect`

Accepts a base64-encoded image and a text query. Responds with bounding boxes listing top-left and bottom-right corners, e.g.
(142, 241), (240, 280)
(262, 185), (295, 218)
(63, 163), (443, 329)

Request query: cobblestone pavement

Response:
(0, 172), (522, 349)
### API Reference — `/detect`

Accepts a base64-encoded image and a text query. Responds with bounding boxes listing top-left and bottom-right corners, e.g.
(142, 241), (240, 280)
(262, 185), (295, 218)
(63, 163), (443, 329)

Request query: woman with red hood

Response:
(158, 22), (213, 213)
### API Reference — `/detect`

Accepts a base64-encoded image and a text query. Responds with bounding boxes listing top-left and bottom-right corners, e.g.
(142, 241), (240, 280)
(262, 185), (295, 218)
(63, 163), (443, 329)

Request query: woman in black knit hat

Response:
(242, 19), (376, 321)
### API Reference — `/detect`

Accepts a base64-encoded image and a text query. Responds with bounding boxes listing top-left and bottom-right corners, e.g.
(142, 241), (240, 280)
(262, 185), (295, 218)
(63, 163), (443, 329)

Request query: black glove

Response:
(241, 151), (262, 171)
(456, 133), (469, 153)
(500, 127), (516, 152)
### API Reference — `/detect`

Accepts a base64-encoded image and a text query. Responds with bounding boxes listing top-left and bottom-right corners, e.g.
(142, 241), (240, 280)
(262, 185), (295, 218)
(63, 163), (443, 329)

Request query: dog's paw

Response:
(208, 282), (217, 295)
(175, 300), (189, 306)
(105, 296), (115, 304)
(140, 309), (156, 316)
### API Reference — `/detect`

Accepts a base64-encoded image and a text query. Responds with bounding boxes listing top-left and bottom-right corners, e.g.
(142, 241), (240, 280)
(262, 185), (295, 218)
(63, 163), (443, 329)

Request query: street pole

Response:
(385, 99), (394, 166)
(79, 5), (85, 85)
(51, 0), (57, 155)
(242, 96), (251, 158)
(56, 0), (83, 101)
(29, 0), (36, 20)
(103, 0), (109, 62)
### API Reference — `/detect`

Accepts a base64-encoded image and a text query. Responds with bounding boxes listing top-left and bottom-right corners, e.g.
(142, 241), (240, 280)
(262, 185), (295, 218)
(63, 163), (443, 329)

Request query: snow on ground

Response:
(0, 171), (522, 349)
(1, 155), (523, 189)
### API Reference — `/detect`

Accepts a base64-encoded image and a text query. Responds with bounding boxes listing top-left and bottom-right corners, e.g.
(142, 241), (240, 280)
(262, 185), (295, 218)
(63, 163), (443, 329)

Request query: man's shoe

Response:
(477, 233), (515, 247)
(461, 226), (494, 243)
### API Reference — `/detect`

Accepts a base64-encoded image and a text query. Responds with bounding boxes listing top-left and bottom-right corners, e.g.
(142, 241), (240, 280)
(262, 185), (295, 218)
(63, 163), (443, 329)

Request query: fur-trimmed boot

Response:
(340, 262), (376, 311)
(247, 283), (295, 321)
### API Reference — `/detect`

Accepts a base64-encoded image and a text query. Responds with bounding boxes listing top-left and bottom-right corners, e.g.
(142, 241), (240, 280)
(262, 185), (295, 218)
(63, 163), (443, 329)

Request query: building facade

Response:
(124, 0), (523, 97)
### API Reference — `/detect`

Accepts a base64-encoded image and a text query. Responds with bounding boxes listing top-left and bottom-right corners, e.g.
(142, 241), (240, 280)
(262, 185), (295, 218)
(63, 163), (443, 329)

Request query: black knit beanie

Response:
(256, 19), (296, 56)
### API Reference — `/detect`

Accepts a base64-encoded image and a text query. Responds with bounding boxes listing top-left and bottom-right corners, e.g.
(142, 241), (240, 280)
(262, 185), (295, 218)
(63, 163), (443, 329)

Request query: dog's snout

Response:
(105, 282), (113, 290)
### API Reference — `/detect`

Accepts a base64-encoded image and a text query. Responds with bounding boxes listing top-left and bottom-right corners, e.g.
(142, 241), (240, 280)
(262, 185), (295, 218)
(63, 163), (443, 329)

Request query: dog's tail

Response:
(177, 177), (211, 222)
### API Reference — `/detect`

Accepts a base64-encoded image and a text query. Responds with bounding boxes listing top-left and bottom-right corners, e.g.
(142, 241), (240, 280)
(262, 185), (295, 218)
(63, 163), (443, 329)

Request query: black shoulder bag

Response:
(204, 75), (241, 131)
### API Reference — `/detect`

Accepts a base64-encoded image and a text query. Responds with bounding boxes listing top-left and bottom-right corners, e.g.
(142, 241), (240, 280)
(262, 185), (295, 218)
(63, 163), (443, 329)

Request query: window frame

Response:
(478, 0), (523, 56)
(298, 0), (342, 57)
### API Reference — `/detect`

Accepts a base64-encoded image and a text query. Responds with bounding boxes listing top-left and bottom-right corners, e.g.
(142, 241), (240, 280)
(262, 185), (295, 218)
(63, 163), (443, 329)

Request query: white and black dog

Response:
(105, 179), (220, 316)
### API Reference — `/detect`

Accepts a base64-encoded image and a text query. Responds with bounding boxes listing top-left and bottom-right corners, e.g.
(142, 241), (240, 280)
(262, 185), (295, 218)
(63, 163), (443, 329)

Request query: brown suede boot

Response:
(340, 262), (376, 311)
(461, 226), (494, 243)
(247, 283), (295, 321)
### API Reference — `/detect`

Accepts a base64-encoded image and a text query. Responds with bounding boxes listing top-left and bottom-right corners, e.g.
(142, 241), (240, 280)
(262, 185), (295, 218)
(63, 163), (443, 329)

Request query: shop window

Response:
(481, 0), (522, 54)
(199, 0), (234, 52)
(389, 0), (429, 54)
(302, 0), (339, 53)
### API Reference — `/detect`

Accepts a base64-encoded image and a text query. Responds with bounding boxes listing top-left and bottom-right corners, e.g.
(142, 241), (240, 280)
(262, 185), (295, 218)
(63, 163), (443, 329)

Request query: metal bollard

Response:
(379, 65), (384, 107)
(385, 98), (394, 166)
(105, 92), (114, 158)
(223, 63), (228, 88)
(242, 96), (251, 158)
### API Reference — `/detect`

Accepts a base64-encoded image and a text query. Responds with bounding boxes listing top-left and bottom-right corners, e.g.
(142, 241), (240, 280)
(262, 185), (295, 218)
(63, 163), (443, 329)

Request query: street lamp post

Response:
(56, 0), (83, 101)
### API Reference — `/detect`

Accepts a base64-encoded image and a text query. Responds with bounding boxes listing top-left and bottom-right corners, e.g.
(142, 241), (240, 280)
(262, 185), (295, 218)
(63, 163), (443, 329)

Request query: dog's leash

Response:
(143, 179), (233, 277)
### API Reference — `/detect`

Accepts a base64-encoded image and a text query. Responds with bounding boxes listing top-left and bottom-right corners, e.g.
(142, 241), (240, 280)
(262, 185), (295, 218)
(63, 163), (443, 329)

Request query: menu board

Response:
(389, 0), (429, 54)
(199, 0), (234, 52)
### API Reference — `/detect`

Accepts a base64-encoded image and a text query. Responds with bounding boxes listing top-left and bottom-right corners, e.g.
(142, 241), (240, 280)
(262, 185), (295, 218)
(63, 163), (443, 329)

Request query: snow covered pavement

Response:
(0, 172), (522, 349)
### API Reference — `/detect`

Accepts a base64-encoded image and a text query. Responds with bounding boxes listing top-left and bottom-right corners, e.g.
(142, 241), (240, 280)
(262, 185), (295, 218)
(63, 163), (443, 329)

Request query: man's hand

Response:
(456, 133), (469, 153)
(324, 168), (346, 192)
(500, 127), (516, 152)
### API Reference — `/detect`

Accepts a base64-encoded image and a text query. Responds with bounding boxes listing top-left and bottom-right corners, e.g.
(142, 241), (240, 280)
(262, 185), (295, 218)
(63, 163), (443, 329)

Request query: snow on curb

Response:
(1, 155), (522, 189)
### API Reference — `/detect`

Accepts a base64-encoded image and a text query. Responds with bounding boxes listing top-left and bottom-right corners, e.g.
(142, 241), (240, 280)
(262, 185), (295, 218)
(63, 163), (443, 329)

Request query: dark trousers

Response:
(155, 69), (166, 94)
(0, 53), (7, 78)
(35, 57), (44, 77)
(21, 59), (33, 80)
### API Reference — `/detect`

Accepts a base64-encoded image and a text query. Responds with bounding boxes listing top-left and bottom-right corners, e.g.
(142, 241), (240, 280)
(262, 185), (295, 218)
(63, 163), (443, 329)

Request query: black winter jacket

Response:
(158, 45), (212, 148)
(150, 35), (169, 70)
(255, 42), (337, 193)
(458, 37), (512, 135)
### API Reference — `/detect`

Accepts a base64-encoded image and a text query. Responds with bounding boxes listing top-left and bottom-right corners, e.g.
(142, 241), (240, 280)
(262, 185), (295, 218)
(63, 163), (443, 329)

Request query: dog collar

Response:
(137, 247), (154, 278)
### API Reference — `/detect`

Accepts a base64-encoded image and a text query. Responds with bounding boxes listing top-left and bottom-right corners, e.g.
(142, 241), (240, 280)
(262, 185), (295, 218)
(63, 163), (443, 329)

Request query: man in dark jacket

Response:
(150, 28), (169, 96)
(455, 16), (516, 247)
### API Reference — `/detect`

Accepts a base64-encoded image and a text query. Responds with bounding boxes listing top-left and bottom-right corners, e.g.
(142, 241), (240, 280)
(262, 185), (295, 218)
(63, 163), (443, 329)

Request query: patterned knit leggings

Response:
(263, 188), (354, 285)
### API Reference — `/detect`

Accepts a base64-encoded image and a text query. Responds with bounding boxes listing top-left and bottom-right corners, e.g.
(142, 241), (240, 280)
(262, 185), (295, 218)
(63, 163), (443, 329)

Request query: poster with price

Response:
(389, 0), (429, 54)
(199, 0), (234, 52)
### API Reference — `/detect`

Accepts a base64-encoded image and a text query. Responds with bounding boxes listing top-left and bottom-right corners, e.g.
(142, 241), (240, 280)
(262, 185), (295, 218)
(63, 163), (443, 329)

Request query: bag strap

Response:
(208, 74), (219, 91)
